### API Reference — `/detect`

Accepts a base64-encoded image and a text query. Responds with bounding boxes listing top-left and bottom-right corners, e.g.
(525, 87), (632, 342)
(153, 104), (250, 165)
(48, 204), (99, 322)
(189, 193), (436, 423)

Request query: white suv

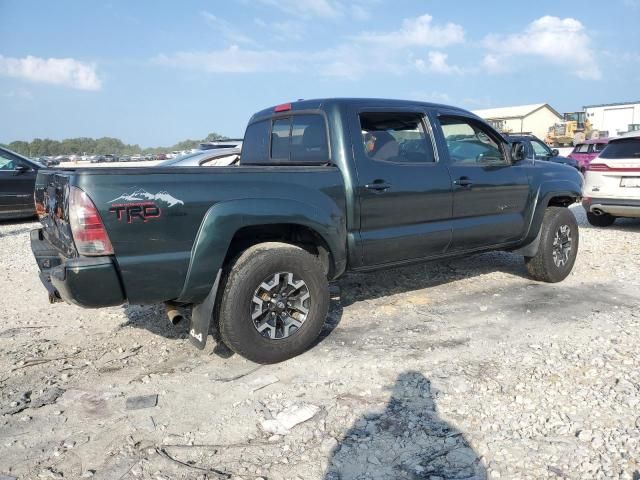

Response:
(582, 133), (640, 226)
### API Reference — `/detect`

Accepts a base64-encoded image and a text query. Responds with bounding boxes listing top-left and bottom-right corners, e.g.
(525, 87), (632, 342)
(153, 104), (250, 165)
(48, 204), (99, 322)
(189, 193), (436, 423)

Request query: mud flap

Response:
(189, 270), (221, 350)
(511, 229), (542, 257)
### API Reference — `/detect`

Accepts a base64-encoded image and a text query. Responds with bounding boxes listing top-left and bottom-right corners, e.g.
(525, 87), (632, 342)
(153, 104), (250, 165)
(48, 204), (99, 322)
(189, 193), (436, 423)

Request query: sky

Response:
(1, 0), (639, 147)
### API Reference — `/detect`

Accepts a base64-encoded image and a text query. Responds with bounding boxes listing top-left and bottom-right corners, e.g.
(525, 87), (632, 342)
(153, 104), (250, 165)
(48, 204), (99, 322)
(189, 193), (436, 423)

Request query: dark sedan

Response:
(0, 146), (42, 220)
(507, 134), (579, 170)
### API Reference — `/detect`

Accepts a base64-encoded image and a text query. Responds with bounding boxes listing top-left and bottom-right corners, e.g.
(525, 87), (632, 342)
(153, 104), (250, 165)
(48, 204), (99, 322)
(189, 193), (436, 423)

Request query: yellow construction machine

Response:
(545, 112), (592, 147)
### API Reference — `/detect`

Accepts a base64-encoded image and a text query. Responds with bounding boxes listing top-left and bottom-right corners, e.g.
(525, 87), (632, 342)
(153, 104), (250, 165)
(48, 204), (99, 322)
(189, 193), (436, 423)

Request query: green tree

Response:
(2, 131), (231, 157)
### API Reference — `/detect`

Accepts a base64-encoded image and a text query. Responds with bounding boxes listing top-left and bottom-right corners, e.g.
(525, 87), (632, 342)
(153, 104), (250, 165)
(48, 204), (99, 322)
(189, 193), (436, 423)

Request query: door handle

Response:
(365, 181), (392, 191)
(453, 177), (473, 188)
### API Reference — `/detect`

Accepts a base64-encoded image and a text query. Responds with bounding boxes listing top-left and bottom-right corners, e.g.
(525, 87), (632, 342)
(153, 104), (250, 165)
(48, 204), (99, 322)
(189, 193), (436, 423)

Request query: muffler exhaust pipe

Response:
(591, 208), (604, 216)
(165, 302), (184, 325)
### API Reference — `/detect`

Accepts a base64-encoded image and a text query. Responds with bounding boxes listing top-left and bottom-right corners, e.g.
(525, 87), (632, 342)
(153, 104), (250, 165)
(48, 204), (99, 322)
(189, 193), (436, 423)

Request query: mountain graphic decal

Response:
(108, 188), (184, 207)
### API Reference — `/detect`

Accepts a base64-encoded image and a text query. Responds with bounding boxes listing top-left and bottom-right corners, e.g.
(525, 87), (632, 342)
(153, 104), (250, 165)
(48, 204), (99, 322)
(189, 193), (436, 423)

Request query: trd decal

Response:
(110, 202), (161, 223)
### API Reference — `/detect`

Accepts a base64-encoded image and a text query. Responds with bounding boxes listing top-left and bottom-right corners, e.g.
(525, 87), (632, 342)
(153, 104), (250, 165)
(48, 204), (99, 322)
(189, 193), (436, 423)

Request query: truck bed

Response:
(35, 165), (347, 305)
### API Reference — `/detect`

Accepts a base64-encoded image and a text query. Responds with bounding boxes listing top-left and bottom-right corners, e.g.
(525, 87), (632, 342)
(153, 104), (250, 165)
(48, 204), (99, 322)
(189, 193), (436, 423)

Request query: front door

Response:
(432, 114), (531, 251)
(351, 108), (453, 267)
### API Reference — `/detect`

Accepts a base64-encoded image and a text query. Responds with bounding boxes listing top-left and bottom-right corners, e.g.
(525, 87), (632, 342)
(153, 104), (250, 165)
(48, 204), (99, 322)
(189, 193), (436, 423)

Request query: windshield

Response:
(599, 139), (640, 159)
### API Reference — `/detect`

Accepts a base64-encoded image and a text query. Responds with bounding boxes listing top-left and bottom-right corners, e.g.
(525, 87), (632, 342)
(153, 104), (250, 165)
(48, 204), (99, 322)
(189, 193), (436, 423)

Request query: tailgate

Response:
(34, 170), (77, 258)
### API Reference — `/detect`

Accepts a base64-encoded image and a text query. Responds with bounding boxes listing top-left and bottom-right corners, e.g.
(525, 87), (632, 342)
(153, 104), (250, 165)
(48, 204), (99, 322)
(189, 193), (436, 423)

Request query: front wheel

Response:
(586, 211), (615, 227)
(218, 242), (329, 364)
(525, 207), (579, 283)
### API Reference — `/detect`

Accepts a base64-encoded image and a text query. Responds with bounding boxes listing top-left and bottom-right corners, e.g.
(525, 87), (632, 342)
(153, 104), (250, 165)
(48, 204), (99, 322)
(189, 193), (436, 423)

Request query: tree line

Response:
(1, 132), (230, 157)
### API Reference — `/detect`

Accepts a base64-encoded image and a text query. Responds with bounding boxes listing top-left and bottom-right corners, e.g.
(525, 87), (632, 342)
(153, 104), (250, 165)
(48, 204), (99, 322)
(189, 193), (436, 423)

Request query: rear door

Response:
(349, 106), (453, 267)
(431, 112), (531, 251)
(0, 150), (38, 218)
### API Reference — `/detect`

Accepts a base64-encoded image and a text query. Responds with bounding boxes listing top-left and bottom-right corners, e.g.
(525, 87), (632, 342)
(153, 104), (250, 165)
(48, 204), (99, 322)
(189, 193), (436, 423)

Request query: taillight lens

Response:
(69, 186), (114, 256)
(588, 163), (610, 171)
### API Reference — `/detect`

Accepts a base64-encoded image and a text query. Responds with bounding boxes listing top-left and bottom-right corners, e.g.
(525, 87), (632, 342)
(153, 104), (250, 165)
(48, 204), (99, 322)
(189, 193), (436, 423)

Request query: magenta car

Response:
(568, 138), (610, 172)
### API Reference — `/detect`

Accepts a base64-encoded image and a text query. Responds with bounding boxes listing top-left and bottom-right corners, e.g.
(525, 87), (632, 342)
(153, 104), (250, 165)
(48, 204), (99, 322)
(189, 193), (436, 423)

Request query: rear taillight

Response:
(588, 163), (610, 171)
(69, 186), (114, 256)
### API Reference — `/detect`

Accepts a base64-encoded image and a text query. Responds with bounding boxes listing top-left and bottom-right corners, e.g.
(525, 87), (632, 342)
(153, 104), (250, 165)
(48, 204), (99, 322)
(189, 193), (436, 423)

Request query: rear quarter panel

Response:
(72, 166), (347, 304)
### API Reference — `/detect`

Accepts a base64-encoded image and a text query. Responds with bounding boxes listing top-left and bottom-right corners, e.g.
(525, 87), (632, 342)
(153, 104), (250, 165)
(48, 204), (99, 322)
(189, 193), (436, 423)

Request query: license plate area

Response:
(620, 177), (640, 188)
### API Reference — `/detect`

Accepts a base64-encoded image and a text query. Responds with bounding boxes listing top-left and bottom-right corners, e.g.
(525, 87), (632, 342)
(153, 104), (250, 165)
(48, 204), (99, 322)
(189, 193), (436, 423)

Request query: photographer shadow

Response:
(324, 371), (486, 480)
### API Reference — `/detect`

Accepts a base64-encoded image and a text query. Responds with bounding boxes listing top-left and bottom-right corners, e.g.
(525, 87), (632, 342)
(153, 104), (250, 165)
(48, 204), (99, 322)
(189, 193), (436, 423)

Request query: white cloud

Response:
(153, 43), (408, 80)
(483, 16), (601, 80)
(254, 0), (341, 19)
(355, 14), (464, 48)
(0, 55), (101, 90)
(154, 13), (464, 80)
(153, 45), (304, 74)
(254, 17), (305, 41)
(200, 11), (254, 44)
(251, 0), (386, 22)
(481, 54), (509, 74)
(415, 51), (462, 74)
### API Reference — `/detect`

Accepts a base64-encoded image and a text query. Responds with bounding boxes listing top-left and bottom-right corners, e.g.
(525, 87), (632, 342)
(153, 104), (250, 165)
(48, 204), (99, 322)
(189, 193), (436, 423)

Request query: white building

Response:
(473, 103), (563, 140)
(583, 101), (640, 137)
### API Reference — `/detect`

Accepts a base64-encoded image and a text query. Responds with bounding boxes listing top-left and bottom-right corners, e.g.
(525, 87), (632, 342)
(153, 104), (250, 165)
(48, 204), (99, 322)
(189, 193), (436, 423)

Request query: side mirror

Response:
(511, 142), (526, 162)
(13, 164), (30, 175)
(551, 149), (559, 157)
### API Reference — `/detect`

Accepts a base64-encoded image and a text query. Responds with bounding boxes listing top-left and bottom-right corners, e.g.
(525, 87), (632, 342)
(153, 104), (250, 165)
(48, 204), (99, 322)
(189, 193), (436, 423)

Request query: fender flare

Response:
(520, 179), (582, 247)
(177, 197), (346, 305)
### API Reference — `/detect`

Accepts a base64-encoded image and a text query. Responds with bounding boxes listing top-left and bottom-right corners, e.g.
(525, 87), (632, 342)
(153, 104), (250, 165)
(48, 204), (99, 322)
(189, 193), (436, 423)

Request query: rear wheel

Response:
(525, 207), (579, 283)
(586, 211), (615, 227)
(219, 242), (329, 364)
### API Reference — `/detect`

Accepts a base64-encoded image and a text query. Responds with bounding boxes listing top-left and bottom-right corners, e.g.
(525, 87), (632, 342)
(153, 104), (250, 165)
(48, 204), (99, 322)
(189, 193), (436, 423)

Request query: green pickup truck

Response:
(32, 98), (583, 363)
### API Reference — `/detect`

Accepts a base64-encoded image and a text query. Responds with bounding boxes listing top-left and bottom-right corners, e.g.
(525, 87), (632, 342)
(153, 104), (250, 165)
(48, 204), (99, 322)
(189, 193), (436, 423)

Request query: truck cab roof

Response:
(249, 98), (475, 123)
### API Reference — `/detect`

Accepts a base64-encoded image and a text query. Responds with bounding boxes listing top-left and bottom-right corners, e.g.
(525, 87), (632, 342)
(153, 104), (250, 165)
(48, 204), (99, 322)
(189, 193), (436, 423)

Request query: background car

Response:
(158, 147), (240, 167)
(33, 156), (59, 167)
(0, 146), (41, 220)
(582, 133), (640, 226)
(507, 134), (579, 170)
(568, 138), (610, 172)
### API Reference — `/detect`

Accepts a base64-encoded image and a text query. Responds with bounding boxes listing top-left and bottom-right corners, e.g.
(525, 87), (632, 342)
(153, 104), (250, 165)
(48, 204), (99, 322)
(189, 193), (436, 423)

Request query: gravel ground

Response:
(0, 205), (639, 480)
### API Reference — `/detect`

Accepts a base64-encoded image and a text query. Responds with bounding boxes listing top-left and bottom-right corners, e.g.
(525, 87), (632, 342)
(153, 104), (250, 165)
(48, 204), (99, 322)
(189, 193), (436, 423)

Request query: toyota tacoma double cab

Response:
(31, 98), (583, 364)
